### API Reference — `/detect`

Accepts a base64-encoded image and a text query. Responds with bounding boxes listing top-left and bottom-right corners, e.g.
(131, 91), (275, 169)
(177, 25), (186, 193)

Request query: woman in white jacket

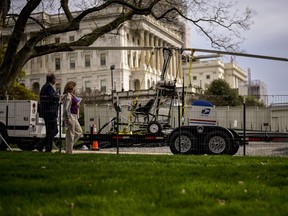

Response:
(62, 81), (82, 154)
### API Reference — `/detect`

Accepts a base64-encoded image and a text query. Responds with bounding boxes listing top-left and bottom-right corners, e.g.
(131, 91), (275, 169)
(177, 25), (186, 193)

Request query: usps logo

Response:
(201, 108), (211, 116)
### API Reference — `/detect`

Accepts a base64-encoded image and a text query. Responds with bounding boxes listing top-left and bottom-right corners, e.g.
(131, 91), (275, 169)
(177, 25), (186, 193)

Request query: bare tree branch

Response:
(60, 0), (73, 21)
(0, 0), (255, 93)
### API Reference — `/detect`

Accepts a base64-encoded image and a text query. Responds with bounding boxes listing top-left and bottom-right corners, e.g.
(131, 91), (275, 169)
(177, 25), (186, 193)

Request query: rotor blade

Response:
(70, 46), (288, 62)
(182, 48), (288, 62)
(193, 54), (222, 60)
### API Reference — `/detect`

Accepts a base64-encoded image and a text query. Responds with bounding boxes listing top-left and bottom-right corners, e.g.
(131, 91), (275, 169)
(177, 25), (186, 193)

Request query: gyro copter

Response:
(73, 46), (288, 155)
(73, 46), (288, 134)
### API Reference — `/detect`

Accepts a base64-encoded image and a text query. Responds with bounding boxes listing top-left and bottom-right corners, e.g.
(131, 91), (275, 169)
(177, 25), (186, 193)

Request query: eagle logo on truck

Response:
(201, 108), (211, 116)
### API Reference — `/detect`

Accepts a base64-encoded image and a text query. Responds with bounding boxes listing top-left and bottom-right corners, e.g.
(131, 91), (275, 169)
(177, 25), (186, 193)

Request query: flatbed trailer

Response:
(83, 125), (288, 156)
(234, 130), (288, 142)
(83, 133), (166, 146)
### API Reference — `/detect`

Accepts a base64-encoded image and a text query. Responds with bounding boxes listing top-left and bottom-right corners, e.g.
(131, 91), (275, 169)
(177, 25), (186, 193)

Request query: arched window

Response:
(32, 82), (40, 94)
(147, 79), (151, 89)
(134, 79), (140, 91)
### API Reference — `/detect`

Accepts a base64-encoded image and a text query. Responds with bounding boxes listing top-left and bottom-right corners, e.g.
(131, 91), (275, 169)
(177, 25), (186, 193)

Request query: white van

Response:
(0, 100), (64, 151)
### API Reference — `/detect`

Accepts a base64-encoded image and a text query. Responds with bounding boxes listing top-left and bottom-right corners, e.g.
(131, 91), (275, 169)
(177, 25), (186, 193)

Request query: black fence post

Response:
(243, 97), (246, 156)
(59, 101), (62, 152)
(178, 102), (181, 154)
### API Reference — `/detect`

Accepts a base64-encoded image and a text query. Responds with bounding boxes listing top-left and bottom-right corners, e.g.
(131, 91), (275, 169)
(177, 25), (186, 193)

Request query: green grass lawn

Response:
(0, 152), (288, 216)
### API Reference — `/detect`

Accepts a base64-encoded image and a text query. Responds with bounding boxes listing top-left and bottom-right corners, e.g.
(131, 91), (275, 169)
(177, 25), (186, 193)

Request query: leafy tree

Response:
(0, 0), (255, 93)
(0, 45), (38, 100)
(203, 79), (241, 106)
(6, 70), (39, 100)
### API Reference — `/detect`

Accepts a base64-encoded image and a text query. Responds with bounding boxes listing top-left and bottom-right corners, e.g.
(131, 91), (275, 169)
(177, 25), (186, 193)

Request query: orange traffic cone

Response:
(92, 124), (99, 151)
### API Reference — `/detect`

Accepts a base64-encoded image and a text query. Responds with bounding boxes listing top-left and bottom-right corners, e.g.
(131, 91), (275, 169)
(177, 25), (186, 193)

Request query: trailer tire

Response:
(203, 131), (231, 155)
(228, 144), (240, 155)
(169, 130), (197, 155)
(147, 121), (162, 135)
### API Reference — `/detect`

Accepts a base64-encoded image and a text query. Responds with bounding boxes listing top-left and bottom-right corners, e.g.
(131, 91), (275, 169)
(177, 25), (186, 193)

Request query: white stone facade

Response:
(182, 59), (248, 95)
(4, 12), (185, 95)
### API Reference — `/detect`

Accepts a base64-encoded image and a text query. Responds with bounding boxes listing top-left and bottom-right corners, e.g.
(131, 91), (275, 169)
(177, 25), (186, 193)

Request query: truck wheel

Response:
(147, 121), (162, 135)
(0, 127), (8, 151)
(228, 144), (240, 155)
(203, 131), (231, 155)
(169, 130), (197, 155)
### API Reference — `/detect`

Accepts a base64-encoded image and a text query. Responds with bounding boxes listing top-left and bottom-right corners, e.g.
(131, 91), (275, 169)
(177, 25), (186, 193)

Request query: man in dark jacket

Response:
(37, 73), (59, 152)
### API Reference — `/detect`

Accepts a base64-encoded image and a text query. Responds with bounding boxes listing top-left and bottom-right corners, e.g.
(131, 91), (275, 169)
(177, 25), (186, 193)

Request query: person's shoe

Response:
(54, 138), (62, 147)
(44, 147), (52, 152)
(35, 145), (44, 152)
(82, 145), (89, 150)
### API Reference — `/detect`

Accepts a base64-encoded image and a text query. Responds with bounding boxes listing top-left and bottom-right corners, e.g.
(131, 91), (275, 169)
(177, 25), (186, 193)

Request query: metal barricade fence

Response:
(82, 95), (288, 157)
(2, 95), (288, 156)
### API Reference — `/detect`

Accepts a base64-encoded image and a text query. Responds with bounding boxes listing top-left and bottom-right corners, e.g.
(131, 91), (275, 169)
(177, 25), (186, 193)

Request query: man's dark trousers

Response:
(43, 116), (58, 152)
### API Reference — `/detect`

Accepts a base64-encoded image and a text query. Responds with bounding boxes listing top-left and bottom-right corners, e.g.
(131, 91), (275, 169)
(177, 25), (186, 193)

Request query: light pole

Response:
(110, 64), (115, 104)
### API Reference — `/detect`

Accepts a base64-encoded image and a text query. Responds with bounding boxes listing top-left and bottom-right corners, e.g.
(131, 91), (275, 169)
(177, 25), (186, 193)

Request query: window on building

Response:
(39, 57), (42, 68)
(56, 83), (61, 93)
(70, 56), (75, 69)
(69, 36), (75, 42)
(100, 79), (106, 92)
(193, 76), (197, 80)
(138, 56), (141, 67)
(85, 55), (91, 68)
(133, 54), (136, 68)
(127, 53), (131, 66)
(31, 58), (36, 71)
(55, 37), (60, 43)
(134, 79), (140, 91)
(32, 82), (40, 94)
(55, 58), (61, 70)
(100, 53), (106, 66)
(84, 80), (91, 92)
(206, 75), (210, 79)
(147, 79), (151, 89)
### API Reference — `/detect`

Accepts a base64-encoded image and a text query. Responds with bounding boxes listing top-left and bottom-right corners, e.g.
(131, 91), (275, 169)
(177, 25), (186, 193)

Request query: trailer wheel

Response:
(147, 121), (162, 135)
(169, 130), (197, 155)
(203, 131), (231, 155)
(0, 127), (8, 151)
(228, 144), (240, 155)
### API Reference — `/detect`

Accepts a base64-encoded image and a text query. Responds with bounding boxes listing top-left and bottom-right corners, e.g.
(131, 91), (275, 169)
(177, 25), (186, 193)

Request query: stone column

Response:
(150, 34), (155, 69)
(140, 30), (145, 65)
(155, 37), (160, 72)
(145, 32), (150, 66)
(166, 44), (173, 79)
(159, 40), (164, 76)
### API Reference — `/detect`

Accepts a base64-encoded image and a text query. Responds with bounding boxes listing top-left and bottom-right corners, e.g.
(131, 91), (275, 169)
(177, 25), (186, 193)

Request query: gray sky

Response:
(190, 0), (288, 95)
